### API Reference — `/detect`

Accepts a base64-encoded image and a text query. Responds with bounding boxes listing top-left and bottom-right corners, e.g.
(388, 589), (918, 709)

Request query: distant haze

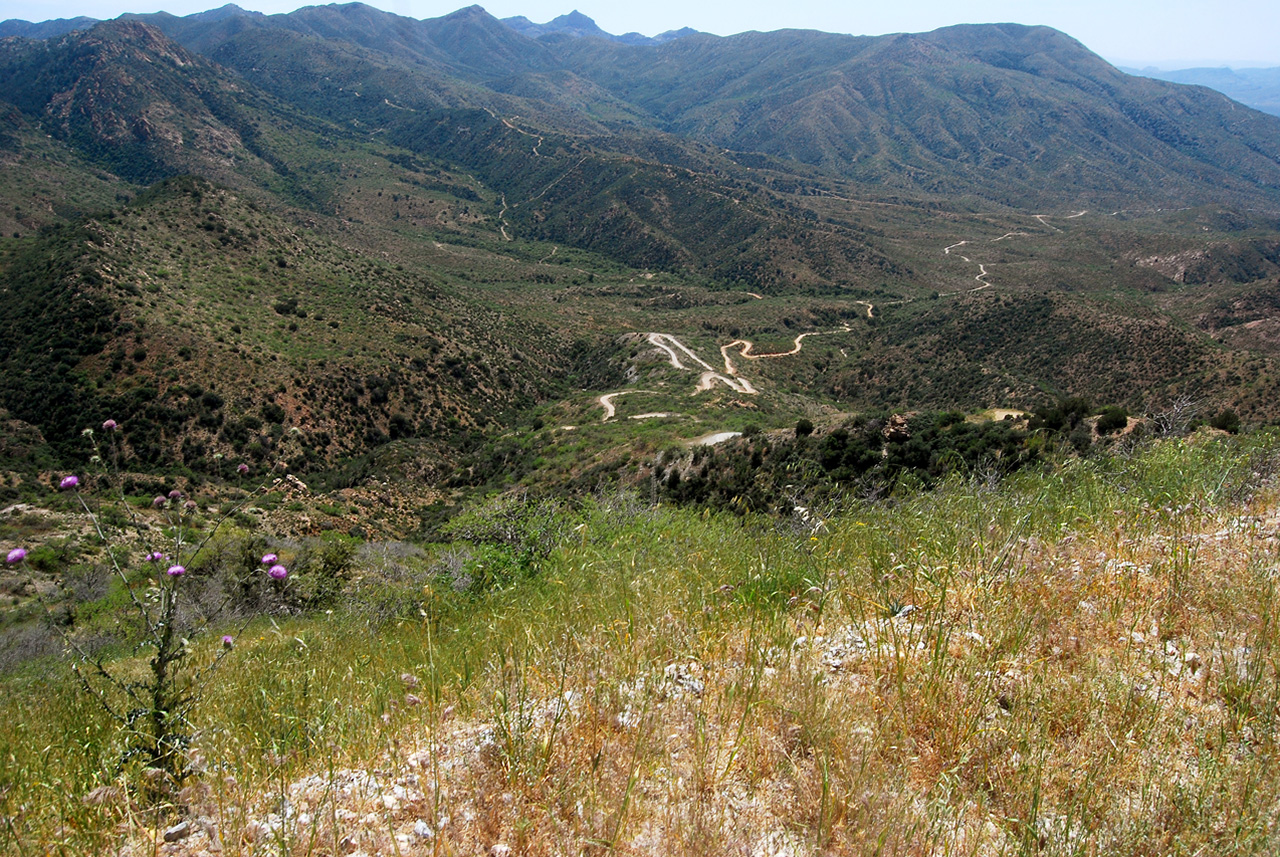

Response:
(2, 0), (1278, 68)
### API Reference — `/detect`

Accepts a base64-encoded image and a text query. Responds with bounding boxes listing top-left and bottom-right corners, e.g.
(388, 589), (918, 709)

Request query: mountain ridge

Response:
(1126, 65), (1280, 117)
(7, 5), (1280, 210)
(5, 8), (1280, 471)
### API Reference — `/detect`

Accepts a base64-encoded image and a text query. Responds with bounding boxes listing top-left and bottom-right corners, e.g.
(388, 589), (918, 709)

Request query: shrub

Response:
(1095, 406), (1129, 435)
(1211, 409), (1241, 434)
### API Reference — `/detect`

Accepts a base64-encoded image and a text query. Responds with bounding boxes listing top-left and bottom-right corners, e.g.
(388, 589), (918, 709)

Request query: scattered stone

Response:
(491, 843), (512, 857)
(663, 661), (705, 698)
(163, 820), (192, 842)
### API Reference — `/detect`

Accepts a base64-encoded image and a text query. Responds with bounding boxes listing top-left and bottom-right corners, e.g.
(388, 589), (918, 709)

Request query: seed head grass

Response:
(2, 434), (1280, 854)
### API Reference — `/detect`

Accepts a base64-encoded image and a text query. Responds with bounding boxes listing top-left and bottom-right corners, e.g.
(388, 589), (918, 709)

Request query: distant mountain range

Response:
(499, 9), (698, 45)
(6, 3), (1280, 209)
(1126, 66), (1280, 117)
(0, 4), (699, 44)
(7, 6), (1280, 119)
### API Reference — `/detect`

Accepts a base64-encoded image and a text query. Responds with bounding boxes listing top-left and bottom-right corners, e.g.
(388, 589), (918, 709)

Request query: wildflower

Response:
(267, 564), (288, 580)
(184, 500), (197, 511)
(5, 548), (26, 564)
(237, 463), (249, 475)
(102, 419), (118, 431)
(144, 551), (168, 562)
(222, 635), (234, 649)
(261, 553), (278, 565)
(168, 489), (183, 500)
(59, 475), (79, 490)
(166, 565), (186, 577)
(153, 495), (167, 508)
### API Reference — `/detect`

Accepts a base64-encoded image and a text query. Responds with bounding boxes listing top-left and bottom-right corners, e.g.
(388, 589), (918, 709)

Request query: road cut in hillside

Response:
(599, 389), (660, 421)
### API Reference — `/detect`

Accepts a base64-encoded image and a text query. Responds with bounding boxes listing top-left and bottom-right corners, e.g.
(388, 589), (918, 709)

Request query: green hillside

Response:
(1, 8), (1280, 472)
(5, 7), (1280, 853)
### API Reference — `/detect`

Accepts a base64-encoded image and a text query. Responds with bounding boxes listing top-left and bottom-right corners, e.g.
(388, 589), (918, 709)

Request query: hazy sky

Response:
(4, 0), (1278, 68)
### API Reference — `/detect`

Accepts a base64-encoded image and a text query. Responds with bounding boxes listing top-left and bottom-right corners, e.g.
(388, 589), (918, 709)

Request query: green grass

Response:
(3, 432), (1279, 854)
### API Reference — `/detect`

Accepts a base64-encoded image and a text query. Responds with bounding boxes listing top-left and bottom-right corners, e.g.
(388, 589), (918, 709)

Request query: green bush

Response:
(1210, 409), (1241, 434)
(1095, 406), (1129, 435)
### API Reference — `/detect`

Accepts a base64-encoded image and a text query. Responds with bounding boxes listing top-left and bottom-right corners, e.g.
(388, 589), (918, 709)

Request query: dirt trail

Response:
(497, 194), (511, 241)
(499, 115), (545, 157)
(648, 333), (715, 372)
(599, 390), (660, 422)
(599, 324), (863, 419)
(944, 209), (1088, 288)
(720, 329), (851, 375)
(648, 333), (757, 394)
(695, 371), (757, 395)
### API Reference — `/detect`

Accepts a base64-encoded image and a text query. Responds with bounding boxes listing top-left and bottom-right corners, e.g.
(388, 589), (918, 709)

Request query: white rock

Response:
(163, 821), (192, 842)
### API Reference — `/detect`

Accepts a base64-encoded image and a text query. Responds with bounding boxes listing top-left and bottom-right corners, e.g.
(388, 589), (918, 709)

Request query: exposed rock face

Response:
(883, 413), (911, 442)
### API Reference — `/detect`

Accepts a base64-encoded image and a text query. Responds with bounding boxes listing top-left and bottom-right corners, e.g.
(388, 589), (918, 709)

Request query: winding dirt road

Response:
(719, 328), (852, 375)
(599, 389), (660, 421)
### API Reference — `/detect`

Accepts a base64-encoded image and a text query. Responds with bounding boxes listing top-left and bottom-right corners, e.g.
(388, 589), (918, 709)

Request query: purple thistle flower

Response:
(153, 495), (167, 508)
(166, 565), (186, 577)
(261, 553), (278, 565)
(184, 500), (197, 511)
(144, 551), (168, 562)
(222, 635), (234, 648)
(237, 463), (249, 474)
(102, 419), (118, 431)
(5, 548), (26, 565)
(267, 564), (288, 581)
(59, 475), (79, 490)
(168, 489), (183, 500)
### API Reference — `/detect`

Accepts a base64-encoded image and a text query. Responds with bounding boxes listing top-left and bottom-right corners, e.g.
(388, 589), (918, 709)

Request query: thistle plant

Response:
(43, 420), (289, 796)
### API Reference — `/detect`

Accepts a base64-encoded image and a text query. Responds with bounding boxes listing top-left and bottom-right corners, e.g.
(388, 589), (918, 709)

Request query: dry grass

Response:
(4, 436), (1280, 856)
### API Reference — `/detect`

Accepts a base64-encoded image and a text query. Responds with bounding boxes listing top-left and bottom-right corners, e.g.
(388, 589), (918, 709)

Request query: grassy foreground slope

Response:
(3, 433), (1278, 854)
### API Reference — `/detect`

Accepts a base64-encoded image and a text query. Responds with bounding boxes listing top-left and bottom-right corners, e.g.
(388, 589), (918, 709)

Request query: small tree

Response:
(1151, 394), (1202, 437)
